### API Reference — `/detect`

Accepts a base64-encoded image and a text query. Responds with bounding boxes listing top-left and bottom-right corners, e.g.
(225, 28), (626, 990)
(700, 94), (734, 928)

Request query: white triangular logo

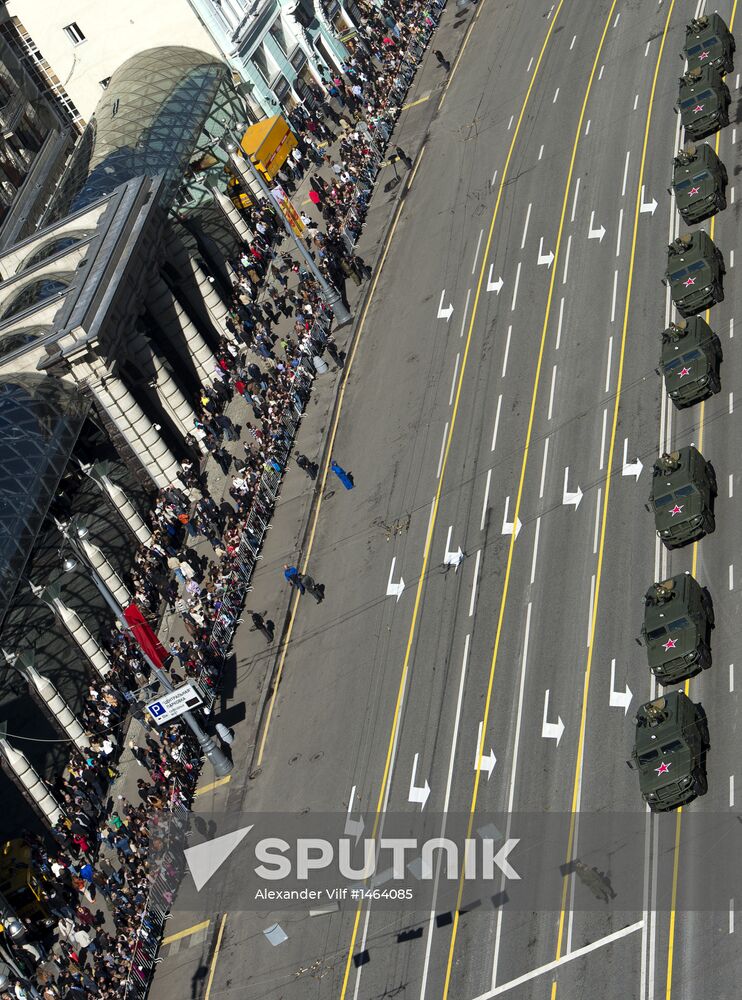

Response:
(184, 825), (253, 891)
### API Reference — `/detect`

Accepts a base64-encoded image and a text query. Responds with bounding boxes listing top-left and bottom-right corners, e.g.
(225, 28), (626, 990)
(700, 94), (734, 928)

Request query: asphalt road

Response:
(155, 1), (742, 999)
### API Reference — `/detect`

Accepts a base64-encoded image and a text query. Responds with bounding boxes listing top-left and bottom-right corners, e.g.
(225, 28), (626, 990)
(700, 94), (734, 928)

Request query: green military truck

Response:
(683, 13), (735, 75)
(659, 317), (722, 408)
(647, 447), (716, 549)
(638, 574), (714, 684)
(671, 142), (727, 224)
(627, 692), (709, 811)
(665, 231), (724, 317)
(677, 66), (730, 139)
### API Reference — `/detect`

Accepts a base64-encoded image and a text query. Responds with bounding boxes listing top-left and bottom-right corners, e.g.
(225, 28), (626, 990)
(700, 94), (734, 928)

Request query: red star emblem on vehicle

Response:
(678, 366), (691, 377)
(662, 637), (678, 651)
(693, 103), (705, 113)
(699, 50), (709, 60)
(689, 186), (700, 195)
(670, 504), (684, 516)
(683, 277), (696, 287)
(655, 761), (671, 776)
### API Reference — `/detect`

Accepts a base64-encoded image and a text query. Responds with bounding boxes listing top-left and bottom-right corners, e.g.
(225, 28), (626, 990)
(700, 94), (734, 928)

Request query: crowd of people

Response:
(0, 0), (444, 996)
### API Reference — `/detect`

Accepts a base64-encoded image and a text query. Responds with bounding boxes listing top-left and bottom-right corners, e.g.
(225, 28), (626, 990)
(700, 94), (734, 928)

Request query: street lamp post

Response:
(57, 520), (232, 777)
(220, 129), (353, 328)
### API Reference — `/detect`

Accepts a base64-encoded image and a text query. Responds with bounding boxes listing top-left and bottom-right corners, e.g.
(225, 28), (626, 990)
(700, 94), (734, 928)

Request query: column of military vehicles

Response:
(628, 13), (734, 812)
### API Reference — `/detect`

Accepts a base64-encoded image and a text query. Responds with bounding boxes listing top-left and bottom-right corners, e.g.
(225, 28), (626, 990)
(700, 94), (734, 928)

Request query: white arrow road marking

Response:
(501, 496), (523, 539)
(640, 185), (658, 215)
(487, 265), (504, 293)
(609, 658), (633, 715)
(587, 211), (606, 242)
(386, 557), (405, 601)
(537, 236), (554, 269)
(443, 525), (464, 569)
(562, 467), (583, 509)
(437, 290), (454, 321)
(541, 689), (565, 745)
(408, 753), (431, 808)
(344, 785), (365, 842)
(474, 720), (497, 778)
(622, 437), (644, 481)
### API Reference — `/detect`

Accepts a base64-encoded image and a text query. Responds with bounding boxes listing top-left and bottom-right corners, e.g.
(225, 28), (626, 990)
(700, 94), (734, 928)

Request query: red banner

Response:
(124, 603), (169, 669)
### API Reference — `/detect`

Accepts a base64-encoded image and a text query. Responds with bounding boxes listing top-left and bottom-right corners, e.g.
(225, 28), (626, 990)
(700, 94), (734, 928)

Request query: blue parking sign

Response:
(148, 701), (166, 719)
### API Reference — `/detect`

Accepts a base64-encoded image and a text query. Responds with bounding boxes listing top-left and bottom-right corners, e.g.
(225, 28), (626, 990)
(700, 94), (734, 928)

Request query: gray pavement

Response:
(151, 2), (742, 1000)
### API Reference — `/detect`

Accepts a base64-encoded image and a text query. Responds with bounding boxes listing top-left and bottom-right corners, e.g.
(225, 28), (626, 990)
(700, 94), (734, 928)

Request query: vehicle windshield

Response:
(660, 739), (684, 754)
(638, 748), (659, 765)
(692, 170), (710, 182)
(668, 617), (690, 631)
(675, 178), (692, 191)
(675, 484), (697, 498)
(687, 260), (706, 273)
(683, 349), (703, 362)
(647, 625), (666, 640)
(669, 268), (687, 281)
(654, 493), (674, 508)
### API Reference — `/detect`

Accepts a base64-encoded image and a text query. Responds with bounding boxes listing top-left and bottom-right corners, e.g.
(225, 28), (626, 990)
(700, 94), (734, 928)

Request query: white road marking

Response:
(730, 564), (734, 591)
(593, 486), (602, 554)
(587, 573), (596, 647)
(737, 73), (740, 90)
(598, 63), (605, 80)
(730, 900), (735, 935)
(527, 56), (534, 73)
(571, 177), (581, 222)
(622, 150), (631, 196)
(511, 261), (522, 310)
(490, 603), (534, 990)
(491, 168), (498, 187)
(472, 229), (484, 274)
(644, 40), (651, 56)
(731, 186), (736, 203)
(459, 287), (471, 338)
(633, 93), (639, 111)
(481, 468), (492, 531)
(562, 234), (572, 284)
(501, 325), (512, 377)
(469, 550), (481, 617)
(599, 406), (608, 469)
(538, 143), (544, 160)
(730, 663), (735, 693)
(486, 922), (644, 999)
(556, 297), (565, 349)
(530, 518), (541, 585)
(730, 775), (735, 808)
(436, 423), (448, 479)
(611, 268), (619, 322)
(507, 115), (514, 130)
(733, 128), (737, 144)
(520, 202), (532, 249)
(730, 391), (734, 414)
(605, 336), (614, 392)
(491, 394), (502, 452)
(570, 34), (576, 50)
(539, 437), (549, 499)
(613, 11), (620, 26)
(731, 249), (735, 269)
(418, 634), (471, 999)
(449, 353), (460, 406)
(729, 473), (734, 498)
(730, 317), (734, 339)
(585, 119), (591, 136)
(547, 365), (557, 420)
(616, 208), (624, 256)
(553, 87), (560, 104)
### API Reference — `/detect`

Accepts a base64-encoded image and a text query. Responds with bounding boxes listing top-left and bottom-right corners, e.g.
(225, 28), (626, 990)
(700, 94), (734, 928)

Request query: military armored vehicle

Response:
(647, 447), (716, 549)
(639, 574), (714, 684)
(665, 231), (724, 317)
(671, 142), (727, 224)
(659, 318), (722, 408)
(683, 13), (735, 75)
(677, 66), (730, 139)
(627, 692), (709, 811)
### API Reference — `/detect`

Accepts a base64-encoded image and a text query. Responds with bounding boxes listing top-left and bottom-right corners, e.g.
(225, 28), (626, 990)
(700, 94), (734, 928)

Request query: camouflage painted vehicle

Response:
(647, 447), (716, 549)
(659, 317), (722, 408)
(639, 574), (714, 684)
(671, 142), (727, 224)
(683, 13), (735, 75)
(677, 66), (730, 140)
(665, 231), (724, 317)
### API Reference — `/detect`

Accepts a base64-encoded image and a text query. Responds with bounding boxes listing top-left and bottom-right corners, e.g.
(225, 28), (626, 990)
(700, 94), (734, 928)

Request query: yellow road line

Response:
(195, 775), (232, 796)
(441, 5), (619, 997)
(402, 93), (431, 110)
(162, 919), (210, 946)
(204, 913), (227, 1000)
(549, 6), (676, 991)
(407, 143), (427, 189)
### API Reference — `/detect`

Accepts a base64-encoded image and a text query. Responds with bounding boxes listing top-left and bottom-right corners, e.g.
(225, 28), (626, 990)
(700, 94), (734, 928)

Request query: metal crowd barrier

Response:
(123, 781), (191, 1000)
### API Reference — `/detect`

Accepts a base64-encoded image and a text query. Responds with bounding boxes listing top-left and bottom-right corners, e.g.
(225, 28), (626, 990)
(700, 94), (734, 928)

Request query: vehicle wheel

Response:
(693, 770), (708, 796)
(707, 462), (718, 497)
(709, 373), (721, 394)
(720, 111), (730, 128)
(718, 194), (727, 211)
(706, 512), (716, 534)
(704, 593), (715, 628)
(722, 166), (729, 185)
